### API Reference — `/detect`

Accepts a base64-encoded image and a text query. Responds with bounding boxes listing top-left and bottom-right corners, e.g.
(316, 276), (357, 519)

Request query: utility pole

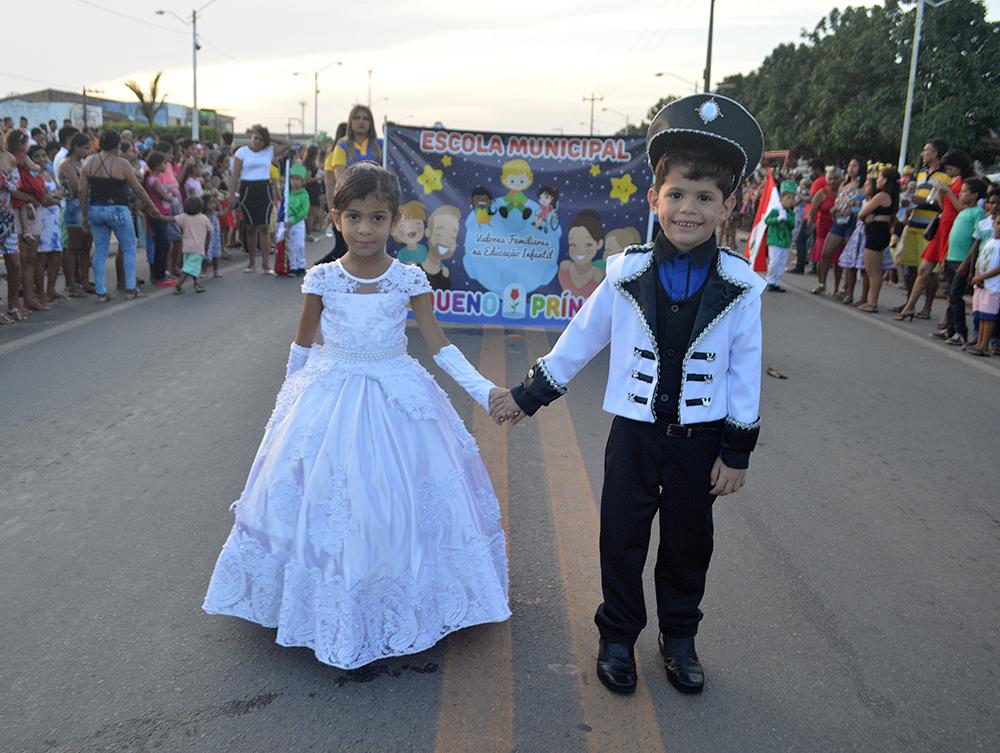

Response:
(703, 0), (716, 93)
(299, 100), (307, 132)
(81, 86), (103, 129)
(898, 0), (951, 170)
(583, 93), (604, 136)
(191, 7), (199, 140)
(367, 70), (373, 108)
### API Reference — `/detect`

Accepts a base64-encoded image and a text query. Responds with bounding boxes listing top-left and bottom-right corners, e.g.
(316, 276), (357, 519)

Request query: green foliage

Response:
(102, 121), (221, 144)
(123, 71), (167, 128)
(707, 0), (1000, 165)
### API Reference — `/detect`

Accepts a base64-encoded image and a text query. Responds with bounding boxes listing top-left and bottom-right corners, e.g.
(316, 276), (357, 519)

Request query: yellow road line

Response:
(434, 327), (514, 753)
(527, 330), (667, 753)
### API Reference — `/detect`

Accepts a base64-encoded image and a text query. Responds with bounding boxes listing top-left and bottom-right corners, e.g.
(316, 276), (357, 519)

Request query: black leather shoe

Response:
(596, 640), (637, 694)
(659, 633), (704, 694)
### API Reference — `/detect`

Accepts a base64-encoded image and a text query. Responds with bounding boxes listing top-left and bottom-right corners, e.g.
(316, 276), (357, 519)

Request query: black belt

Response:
(89, 198), (129, 206)
(655, 418), (724, 438)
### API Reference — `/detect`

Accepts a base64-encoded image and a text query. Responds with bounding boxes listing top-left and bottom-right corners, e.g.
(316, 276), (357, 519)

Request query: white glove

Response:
(433, 344), (496, 411)
(285, 342), (312, 377)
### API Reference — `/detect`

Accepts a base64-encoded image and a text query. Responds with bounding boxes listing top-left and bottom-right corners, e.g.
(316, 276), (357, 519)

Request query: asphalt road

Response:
(1, 245), (998, 753)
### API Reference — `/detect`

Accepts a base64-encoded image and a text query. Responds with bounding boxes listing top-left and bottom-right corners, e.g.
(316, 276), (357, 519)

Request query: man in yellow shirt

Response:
(897, 139), (950, 294)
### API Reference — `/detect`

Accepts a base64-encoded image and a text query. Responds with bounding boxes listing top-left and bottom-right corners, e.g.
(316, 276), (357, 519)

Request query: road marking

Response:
(527, 331), (667, 753)
(434, 327), (514, 753)
(781, 279), (1000, 379)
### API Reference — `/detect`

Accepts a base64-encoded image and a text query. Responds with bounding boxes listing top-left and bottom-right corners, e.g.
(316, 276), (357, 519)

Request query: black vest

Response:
(653, 278), (704, 422)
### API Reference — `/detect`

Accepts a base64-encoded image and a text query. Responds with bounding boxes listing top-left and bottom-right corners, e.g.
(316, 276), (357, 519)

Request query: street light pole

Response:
(601, 107), (631, 136)
(704, 0), (716, 93)
(583, 93), (604, 136)
(191, 8), (199, 140)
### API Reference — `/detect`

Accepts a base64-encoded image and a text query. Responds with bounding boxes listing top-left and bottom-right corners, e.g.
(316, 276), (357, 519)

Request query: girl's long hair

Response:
(881, 167), (901, 214)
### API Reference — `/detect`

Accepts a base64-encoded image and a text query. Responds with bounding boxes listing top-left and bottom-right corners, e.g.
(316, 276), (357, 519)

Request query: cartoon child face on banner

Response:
(462, 158), (562, 297)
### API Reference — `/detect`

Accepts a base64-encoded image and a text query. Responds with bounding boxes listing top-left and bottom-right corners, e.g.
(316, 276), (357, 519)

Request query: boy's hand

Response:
(709, 457), (746, 496)
(489, 388), (524, 426)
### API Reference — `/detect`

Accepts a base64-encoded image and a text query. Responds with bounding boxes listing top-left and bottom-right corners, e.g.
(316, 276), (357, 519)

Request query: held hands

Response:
(488, 387), (524, 427)
(709, 457), (746, 497)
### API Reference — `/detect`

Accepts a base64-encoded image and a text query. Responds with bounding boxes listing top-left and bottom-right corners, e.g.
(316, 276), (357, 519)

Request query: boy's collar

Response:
(653, 230), (717, 267)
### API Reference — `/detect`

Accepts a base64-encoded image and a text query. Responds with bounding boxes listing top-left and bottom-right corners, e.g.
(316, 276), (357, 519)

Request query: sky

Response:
(3, 0), (998, 137)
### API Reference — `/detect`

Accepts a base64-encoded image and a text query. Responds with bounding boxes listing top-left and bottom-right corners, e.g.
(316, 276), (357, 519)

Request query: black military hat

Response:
(646, 93), (764, 194)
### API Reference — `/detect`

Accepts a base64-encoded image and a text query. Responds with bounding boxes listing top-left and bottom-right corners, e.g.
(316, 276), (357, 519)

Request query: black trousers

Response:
(945, 260), (969, 340)
(594, 416), (721, 644)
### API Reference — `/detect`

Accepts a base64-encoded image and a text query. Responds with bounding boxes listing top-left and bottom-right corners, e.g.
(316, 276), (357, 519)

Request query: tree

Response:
(676, 0), (1000, 165)
(124, 71), (167, 128)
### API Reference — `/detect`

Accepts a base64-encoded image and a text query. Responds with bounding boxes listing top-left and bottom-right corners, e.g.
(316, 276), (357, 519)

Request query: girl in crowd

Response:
(814, 157), (865, 298)
(58, 132), (94, 296)
(896, 149), (973, 321)
(228, 125), (291, 274)
(144, 152), (180, 287)
(302, 145), (324, 241)
(79, 130), (165, 301)
(810, 167), (842, 294)
(202, 162), (510, 669)
(31, 144), (66, 303)
(855, 167), (900, 313)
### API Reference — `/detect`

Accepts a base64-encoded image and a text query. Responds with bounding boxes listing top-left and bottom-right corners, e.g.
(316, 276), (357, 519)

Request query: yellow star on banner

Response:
(441, 155), (453, 167)
(610, 173), (638, 204)
(417, 164), (444, 195)
(589, 164), (602, 177)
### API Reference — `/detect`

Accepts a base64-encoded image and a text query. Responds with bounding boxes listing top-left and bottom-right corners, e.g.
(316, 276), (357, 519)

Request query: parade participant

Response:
(202, 162), (511, 669)
(79, 130), (165, 301)
(168, 196), (211, 294)
(492, 94), (765, 696)
(0, 137), (24, 323)
(58, 132), (93, 296)
(764, 180), (798, 292)
(285, 164), (310, 275)
(855, 167), (901, 313)
(896, 149), (972, 321)
(229, 126), (290, 274)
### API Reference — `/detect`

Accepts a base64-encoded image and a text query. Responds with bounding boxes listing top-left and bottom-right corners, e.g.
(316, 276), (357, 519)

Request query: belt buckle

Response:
(666, 424), (693, 438)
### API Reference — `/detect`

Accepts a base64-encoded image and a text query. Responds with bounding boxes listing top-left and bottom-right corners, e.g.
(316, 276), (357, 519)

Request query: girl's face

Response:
(567, 225), (603, 264)
(251, 132), (266, 150)
(334, 193), (396, 258)
(539, 192), (553, 207)
(351, 111), (372, 139)
(984, 195), (999, 216)
(30, 150), (47, 166)
(848, 159), (860, 177)
(944, 165), (960, 178)
(876, 174), (887, 190)
(72, 143), (89, 159)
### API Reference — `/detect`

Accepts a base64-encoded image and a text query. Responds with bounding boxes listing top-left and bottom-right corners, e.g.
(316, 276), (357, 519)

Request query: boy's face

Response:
(992, 216), (1000, 239)
(503, 172), (530, 191)
(290, 175), (304, 190)
(472, 193), (491, 209)
(780, 193), (796, 209)
(958, 184), (977, 207)
(985, 195), (999, 217)
(647, 168), (735, 251)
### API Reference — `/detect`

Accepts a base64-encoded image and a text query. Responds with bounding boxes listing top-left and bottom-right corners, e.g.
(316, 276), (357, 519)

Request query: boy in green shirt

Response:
(286, 164), (311, 275)
(764, 180), (799, 292)
(941, 177), (988, 345)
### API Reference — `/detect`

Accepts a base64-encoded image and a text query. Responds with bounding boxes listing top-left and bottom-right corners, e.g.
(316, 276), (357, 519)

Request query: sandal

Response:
(194, 283), (206, 293)
(173, 286), (184, 295)
(125, 289), (146, 300)
(967, 346), (990, 357)
(811, 284), (826, 295)
(0, 312), (14, 325)
(25, 301), (48, 312)
(856, 304), (879, 313)
(95, 294), (113, 303)
(6, 308), (25, 321)
(915, 310), (932, 320)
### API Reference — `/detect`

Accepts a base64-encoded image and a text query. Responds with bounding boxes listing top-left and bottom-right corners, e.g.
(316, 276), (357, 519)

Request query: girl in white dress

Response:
(203, 163), (511, 669)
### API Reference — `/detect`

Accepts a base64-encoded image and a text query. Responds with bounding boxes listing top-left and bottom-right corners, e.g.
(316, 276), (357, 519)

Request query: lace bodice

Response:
(301, 260), (432, 353)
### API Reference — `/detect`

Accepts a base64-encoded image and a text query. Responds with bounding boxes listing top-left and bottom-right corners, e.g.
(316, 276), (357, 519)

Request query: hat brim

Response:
(647, 130), (746, 193)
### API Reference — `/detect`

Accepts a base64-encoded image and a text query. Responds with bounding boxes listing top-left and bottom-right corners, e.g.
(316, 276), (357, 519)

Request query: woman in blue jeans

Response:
(79, 130), (165, 301)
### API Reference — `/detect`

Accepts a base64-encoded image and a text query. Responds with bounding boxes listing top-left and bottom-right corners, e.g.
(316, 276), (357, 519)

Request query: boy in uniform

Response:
(491, 94), (766, 695)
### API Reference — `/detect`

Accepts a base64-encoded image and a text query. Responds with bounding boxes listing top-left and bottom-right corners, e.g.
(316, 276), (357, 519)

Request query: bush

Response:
(102, 121), (222, 145)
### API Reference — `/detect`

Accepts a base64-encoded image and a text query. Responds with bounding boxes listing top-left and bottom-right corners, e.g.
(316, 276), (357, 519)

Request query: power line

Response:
(199, 36), (245, 65)
(74, 0), (188, 35)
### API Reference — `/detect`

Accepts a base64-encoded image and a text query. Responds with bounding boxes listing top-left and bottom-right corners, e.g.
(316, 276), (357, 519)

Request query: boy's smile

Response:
(647, 170), (736, 251)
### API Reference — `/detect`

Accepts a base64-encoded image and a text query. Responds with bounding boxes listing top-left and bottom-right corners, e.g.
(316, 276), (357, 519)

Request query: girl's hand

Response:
(709, 457), (746, 496)
(971, 275), (983, 286)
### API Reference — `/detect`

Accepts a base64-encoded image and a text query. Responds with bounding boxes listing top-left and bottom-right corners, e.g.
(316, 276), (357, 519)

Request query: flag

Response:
(745, 168), (778, 273)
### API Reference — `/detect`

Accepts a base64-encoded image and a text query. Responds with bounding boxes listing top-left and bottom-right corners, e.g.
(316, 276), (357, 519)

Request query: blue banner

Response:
(385, 124), (652, 329)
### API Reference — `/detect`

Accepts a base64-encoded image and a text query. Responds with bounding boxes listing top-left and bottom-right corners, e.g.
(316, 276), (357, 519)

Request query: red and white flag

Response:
(744, 168), (779, 273)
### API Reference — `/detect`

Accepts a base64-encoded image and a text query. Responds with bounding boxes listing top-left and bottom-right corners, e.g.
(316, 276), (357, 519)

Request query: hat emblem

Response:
(696, 98), (723, 124)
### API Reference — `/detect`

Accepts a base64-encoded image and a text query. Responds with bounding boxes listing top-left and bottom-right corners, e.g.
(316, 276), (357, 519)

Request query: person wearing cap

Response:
(764, 181), (799, 292)
(490, 94), (766, 696)
(286, 164), (310, 275)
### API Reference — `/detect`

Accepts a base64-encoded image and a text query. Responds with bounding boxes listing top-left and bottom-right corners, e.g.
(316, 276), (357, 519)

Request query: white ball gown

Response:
(203, 259), (511, 669)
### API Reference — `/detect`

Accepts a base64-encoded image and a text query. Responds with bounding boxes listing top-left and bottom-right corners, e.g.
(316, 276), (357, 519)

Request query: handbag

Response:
(923, 214), (940, 241)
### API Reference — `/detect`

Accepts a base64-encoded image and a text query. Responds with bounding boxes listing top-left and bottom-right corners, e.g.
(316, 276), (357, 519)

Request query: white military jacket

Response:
(513, 241), (765, 454)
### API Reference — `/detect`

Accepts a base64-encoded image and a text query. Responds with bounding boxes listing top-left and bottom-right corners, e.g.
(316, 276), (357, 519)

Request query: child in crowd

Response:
(393, 200), (428, 265)
(285, 164), (310, 275)
(204, 192), (223, 278)
(202, 162), (510, 669)
(764, 180), (798, 292)
(968, 214), (1000, 356)
(169, 196), (211, 294)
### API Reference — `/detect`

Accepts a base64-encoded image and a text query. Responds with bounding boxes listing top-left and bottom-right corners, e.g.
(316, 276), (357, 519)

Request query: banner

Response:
(385, 124), (652, 329)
